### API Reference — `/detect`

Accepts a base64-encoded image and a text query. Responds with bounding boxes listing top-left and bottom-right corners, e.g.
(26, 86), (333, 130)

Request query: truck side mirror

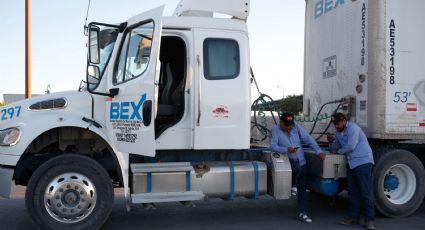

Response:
(87, 65), (100, 91)
(88, 25), (101, 64)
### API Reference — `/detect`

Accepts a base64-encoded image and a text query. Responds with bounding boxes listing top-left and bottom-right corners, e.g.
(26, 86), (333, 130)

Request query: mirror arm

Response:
(86, 84), (119, 98)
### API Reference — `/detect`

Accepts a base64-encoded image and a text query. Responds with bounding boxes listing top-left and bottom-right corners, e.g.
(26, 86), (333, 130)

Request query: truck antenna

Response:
(83, 0), (92, 36)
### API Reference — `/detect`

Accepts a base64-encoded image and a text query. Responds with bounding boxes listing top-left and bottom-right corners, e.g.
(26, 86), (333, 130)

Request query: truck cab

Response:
(87, 5), (251, 155)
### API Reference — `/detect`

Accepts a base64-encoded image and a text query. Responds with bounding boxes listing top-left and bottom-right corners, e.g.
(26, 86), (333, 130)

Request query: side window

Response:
(203, 38), (240, 80)
(114, 21), (154, 85)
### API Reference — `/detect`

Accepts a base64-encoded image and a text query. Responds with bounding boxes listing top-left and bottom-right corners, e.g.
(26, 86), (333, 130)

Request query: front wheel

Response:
(373, 149), (425, 217)
(26, 154), (114, 230)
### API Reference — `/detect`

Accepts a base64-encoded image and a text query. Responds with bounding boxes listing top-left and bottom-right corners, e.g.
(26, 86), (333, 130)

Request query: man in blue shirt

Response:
(270, 112), (325, 223)
(328, 113), (375, 230)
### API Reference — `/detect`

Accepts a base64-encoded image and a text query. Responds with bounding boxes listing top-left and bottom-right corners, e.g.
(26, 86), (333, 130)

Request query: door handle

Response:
(109, 88), (119, 97)
(143, 100), (152, 126)
(196, 54), (201, 126)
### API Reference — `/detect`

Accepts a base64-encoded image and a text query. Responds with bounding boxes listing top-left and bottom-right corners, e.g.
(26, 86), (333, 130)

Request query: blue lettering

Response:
(110, 103), (120, 120)
(324, 0), (333, 14)
(109, 94), (147, 120)
(130, 94), (146, 120)
(314, 0), (345, 19)
(315, 1), (323, 19)
(120, 102), (130, 119)
(335, 0), (344, 8)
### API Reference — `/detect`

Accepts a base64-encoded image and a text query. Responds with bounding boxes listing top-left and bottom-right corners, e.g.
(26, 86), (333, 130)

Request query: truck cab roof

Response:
(162, 16), (248, 34)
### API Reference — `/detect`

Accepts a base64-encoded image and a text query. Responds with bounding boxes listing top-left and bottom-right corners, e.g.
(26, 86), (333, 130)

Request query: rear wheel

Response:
(373, 149), (425, 217)
(26, 154), (114, 230)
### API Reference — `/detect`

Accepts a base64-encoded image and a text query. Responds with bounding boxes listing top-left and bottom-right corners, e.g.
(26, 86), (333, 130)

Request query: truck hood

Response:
(0, 91), (93, 130)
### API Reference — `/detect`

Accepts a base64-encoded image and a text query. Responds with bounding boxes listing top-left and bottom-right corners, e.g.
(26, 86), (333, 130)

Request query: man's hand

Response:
(318, 152), (326, 161)
(326, 134), (335, 143)
(288, 147), (297, 154)
(330, 149), (337, 154)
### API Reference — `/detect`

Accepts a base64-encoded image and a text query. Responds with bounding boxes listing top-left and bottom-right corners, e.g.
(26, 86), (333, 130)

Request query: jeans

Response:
(347, 163), (375, 221)
(290, 159), (307, 214)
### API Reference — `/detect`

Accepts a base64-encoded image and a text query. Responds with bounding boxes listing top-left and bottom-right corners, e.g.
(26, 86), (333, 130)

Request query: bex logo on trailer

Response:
(110, 94), (147, 120)
(315, 0), (345, 19)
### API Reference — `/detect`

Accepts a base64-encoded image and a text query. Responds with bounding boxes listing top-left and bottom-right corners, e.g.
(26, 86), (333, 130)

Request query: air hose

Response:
(249, 67), (345, 143)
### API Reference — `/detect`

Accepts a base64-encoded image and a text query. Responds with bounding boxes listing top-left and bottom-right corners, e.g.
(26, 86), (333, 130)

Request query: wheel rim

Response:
(382, 164), (416, 205)
(44, 173), (97, 224)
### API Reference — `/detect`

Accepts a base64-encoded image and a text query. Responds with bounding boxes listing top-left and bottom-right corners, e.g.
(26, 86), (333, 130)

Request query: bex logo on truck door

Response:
(315, 0), (345, 19)
(110, 94), (147, 120)
(108, 94), (147, 143)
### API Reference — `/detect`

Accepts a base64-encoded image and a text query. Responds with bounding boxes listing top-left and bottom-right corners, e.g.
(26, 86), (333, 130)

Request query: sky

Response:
(0, 0), (305, 100)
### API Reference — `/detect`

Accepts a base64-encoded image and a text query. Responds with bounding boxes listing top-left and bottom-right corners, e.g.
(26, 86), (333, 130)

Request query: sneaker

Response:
(291, 187), (297, 196)
(339, 217), (359, 226)
(364, 220), (375, 230)
(298, 213), (312, 223)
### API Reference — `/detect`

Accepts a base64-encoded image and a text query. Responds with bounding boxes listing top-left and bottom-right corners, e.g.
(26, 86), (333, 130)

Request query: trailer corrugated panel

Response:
(304, 0), (425, 140)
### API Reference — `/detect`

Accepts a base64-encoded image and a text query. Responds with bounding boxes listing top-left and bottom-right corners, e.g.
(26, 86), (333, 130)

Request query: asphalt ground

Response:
(1, 185), (424, 229)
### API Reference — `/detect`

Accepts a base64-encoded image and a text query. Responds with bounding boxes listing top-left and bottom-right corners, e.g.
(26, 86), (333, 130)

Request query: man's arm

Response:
(329, 135), (341, 150)
(269, 127), (288, 153)
(298, 124), (322, 153)
(337, 125), (360, 154)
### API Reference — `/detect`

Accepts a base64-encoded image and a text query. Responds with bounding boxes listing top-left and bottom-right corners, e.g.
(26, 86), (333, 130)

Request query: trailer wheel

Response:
(373, 149), (425, 217)
(25, 154), (114, 230)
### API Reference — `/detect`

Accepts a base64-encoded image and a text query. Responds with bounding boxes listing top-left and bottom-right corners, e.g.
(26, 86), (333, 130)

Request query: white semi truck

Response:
(303, 0), (425, 218)
(0, 0), (422, 229)
(0, 1), (291, 229)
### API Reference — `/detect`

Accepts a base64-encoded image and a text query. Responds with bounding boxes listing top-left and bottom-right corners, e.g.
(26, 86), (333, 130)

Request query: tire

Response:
(372, 149), (425, 217)
(26, 154), (114, 230)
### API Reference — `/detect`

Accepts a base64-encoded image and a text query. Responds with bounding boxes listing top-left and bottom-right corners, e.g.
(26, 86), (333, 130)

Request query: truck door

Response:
(193, 29), (251, 149)
(106, 6), (163, 156)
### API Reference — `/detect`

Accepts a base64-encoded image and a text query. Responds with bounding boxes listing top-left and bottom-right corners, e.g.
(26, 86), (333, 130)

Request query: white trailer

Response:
(304, 0), (425, 217)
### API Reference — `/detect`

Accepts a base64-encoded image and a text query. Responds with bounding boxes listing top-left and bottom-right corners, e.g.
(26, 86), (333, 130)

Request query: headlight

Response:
(0, 128), (21, 146)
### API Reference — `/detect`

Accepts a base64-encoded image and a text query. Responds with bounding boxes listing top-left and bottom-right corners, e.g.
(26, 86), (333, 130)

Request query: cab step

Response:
(130, 162), (202, 203)
(131, 191), (205, 203)
(131, 162), (193, 173)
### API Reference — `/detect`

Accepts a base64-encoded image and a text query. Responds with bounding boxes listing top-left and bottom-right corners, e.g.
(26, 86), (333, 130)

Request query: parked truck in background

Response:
(303, 0), (425, 217)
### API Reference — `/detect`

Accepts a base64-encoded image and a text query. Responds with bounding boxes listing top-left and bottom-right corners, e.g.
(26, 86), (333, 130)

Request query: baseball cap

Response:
(280, 112), (295, 126)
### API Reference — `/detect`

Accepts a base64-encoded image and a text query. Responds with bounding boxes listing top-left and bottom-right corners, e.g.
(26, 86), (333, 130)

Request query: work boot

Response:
(339, 217), (359, 226)
(364, 220), (375, 230)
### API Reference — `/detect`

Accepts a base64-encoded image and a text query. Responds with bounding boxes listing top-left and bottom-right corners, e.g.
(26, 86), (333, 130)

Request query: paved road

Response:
(1, 186), (424, 229)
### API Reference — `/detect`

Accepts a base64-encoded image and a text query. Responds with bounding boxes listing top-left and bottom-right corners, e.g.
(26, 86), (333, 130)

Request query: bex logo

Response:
(110, 94), (147, 120)
(315, 0), (345, 19)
